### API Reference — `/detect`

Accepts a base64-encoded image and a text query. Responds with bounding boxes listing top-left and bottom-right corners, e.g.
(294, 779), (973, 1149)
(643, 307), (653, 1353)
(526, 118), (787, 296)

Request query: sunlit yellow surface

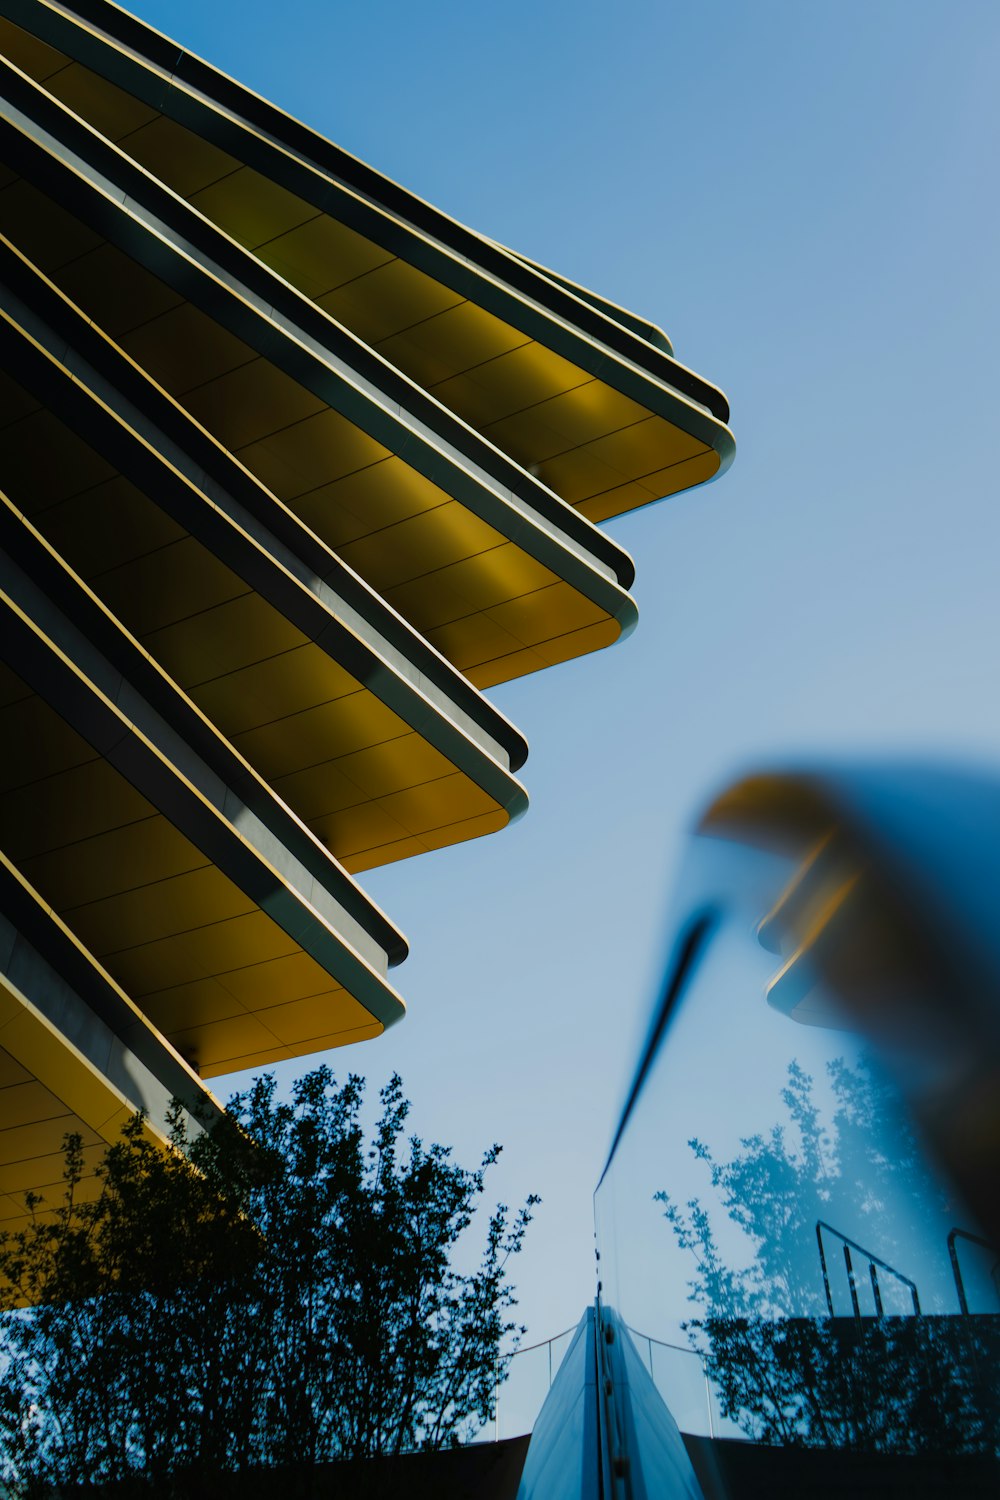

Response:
(0, 4), (735, 1114)
(0, 301), (522, 869)
(0, 974), (160, 1234)
(0, 14), (728, 528)
(0, 842), (222, 1265)
(0, 158), (627, 691)
(0, 647), (396, 1076)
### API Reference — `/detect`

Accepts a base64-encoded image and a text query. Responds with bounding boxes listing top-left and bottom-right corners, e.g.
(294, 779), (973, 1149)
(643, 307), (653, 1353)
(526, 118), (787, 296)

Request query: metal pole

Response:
(843, 1244), (861, 1321)
(816, 1223), (835, 1317)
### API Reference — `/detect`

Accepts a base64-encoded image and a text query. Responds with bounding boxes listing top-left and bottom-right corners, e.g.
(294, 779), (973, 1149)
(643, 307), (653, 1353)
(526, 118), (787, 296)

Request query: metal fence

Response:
(626, 1328), (722, 1438)
(475, 1325), (577, 1442)
(483, 1322), (725, 1442)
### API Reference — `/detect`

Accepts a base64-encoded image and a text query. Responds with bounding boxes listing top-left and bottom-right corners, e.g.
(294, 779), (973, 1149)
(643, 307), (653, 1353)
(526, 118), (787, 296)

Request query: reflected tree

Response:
(657, 1059), (1000, 1453)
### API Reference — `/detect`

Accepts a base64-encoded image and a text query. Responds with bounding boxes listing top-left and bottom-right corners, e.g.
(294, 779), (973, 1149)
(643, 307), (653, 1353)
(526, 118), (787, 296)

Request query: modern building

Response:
(0, 0), (733, 1228)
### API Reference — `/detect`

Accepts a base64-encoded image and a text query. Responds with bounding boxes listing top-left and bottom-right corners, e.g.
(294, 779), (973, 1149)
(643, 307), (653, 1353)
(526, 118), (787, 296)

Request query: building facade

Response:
(0, 0), (733, 1225)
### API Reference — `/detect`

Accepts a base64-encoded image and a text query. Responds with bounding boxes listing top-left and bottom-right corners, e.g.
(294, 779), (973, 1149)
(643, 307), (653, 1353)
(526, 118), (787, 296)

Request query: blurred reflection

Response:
(654, 1055), (1000, 1452)
(596, 768), (1000, 1465)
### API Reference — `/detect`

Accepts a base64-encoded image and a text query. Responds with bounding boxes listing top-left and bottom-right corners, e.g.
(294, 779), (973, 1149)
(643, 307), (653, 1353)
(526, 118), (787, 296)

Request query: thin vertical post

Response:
(816, 1222), (835, 1317)
(948, 1229), (969, 1316)
(843, 1244), (861, 1321)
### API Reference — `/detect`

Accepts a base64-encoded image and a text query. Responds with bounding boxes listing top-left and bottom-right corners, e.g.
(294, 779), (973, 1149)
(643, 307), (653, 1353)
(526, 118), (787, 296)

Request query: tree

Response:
(656, 1058), (1000, 1454)
(0, 1068), (538, 1496)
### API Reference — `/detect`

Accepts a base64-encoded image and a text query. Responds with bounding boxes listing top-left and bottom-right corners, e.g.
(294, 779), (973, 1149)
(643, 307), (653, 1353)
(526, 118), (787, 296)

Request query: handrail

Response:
(491, 1324), (578, 1440)
(626, 1324), (716, 1437)
(493, 1320), (707, 1442)
(626, 1325), (703, 1358)
(816, 1220), (920, 1318)
(947, 1226), (1000, 1316)
(507, 1325), (577, 1358)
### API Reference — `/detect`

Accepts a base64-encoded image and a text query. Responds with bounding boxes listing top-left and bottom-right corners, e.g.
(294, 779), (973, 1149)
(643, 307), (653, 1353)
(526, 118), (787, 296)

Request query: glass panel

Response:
(596, 823), (1000, 1462)
(467, 1326), (578, 1442)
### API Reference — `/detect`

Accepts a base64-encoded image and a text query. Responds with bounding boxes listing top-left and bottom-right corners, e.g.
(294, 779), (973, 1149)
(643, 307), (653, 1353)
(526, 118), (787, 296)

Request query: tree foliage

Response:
(0, 1068), (538, 1495)
(656, 1058), (1000, 1454)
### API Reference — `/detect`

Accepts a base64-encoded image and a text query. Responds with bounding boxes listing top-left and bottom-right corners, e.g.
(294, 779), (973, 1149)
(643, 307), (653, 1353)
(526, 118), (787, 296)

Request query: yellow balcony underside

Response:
(0, 977), (157, 1234)
(0, 15), (726, 529)
(0, 170), (627, 691)
(0, 656), (397, 1076)
(0, 378), (519, 872)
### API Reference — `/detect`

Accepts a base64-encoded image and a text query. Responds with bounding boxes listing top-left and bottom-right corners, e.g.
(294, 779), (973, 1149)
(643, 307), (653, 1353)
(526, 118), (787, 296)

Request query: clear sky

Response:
(123, 0), (1000, 1342)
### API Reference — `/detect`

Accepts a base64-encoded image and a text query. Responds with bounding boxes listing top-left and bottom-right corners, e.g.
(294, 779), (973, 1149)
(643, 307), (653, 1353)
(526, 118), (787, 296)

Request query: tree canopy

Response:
(0, 1068), (538, 1496)
(657, 1058), (1000, 1454)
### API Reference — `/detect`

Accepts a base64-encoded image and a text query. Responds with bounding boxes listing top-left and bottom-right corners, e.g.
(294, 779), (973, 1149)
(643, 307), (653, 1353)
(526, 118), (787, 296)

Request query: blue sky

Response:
(126, 0), (1000, 1340)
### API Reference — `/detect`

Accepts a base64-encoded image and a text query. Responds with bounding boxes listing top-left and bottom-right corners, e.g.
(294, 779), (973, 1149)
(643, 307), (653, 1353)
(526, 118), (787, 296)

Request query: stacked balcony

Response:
(0, 0), (733, 1225)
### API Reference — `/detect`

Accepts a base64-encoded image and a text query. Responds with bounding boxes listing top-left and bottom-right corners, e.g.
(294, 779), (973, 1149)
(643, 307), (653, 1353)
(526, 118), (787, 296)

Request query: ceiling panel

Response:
(254, 212), (394, 299)
(122, 113), (240, 199)
(317, 259), (464, 345)
(0, 17), (69, 81)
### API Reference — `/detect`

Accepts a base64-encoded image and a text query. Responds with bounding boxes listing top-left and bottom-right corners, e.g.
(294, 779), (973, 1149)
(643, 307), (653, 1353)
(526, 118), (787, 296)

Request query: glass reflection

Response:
(595, 783), (1000, 1465)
